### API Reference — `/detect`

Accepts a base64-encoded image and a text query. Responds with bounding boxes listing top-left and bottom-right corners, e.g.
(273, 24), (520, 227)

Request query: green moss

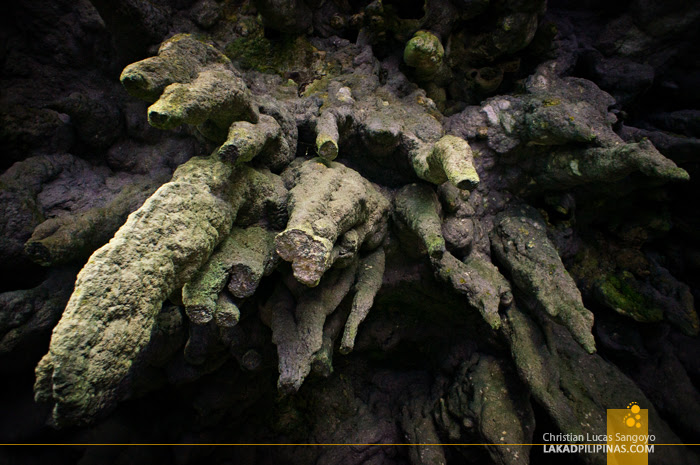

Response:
(403, 30), (444, 77)
(425, 233), (446, 257)
(224, 33), (274, 72)
(542, 98), (561, 107)
(595, 272), (663, 322)
(224, 32), (320, 77)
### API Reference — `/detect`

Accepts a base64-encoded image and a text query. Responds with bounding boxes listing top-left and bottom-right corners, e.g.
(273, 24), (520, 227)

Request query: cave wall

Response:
(1, 0), (699, 464)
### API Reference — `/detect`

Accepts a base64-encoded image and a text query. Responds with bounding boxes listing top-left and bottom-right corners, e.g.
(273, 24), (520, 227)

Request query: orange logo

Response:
(606, 402), (652, 465)
(623, 402), (643, 429)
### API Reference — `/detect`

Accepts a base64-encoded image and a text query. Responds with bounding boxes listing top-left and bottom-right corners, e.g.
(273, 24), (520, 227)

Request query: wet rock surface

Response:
(1, 0), (699, 464)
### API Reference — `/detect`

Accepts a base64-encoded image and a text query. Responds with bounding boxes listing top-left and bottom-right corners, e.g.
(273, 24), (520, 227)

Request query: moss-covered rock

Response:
(340, 247), (385, 354)
(491, 205), (596, 353)
(183, 225), (278, 324)
(8, 5), (697, 462)
(444, 355), (534, 465)
(276, 158), (389, 287)
(502, 304), (690, 464)
(261, 262), (358, 393)
(24, 180), (159, 267)
(34, 155), (283, 426)
(224, 33), (323, 77)
(0, 268), (76, 355)
(411, 135), (480, 190)
(394, 183), (446, 259)
(594, 271), (663, 322)
(404, 30), (444, 79)
(120, 34), (230, 103)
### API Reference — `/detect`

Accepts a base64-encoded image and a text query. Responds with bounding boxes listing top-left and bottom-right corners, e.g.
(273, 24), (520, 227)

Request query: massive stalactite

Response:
(0, 0), (699, 464)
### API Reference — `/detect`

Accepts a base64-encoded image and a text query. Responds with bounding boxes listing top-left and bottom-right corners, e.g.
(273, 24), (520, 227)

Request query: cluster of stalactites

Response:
(33, 24), (693, 432)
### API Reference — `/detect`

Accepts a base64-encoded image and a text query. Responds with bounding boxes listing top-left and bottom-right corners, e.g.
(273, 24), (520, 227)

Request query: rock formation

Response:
(1, 0), (699, 464)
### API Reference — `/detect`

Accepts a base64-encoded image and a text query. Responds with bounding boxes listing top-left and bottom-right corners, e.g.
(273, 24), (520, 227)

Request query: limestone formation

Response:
(448, 62), (689, 193)
(120, 34), (231, 103)
(261, 262), (358, 393)
(411, 135), (480, 190)
(24, 180), (158, 266)
(340, 248), (385, 354)
(121, 34), (258, 143)
(403, 30), (445, 79)
(0, 268), (76, 354)
(501, 304), (689, 464)
(434, 252), (512, 330)
(183, 226), (277, 324)
(147, 65), (258, 140)
(394, 183), (446, 259)
(34, 155), (280, 425)
(443, 355), (535, 465)
(276, 158), (389, 287)
(0, 1), (695, 462)
(491, 205), (596, 353)
(217, 115), (289, 166)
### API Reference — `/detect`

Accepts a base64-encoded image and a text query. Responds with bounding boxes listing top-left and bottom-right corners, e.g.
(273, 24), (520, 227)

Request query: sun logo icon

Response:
(623, 402), (642, 428)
